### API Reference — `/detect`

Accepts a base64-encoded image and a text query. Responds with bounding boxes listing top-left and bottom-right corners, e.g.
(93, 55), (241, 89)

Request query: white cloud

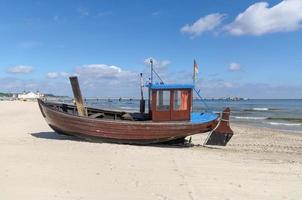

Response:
(225, 0), (302, 36)
(48, 64), (137, 86)
(194, 77), (302, 99)
(1, 70), (302, 99)
(73, 64), (139, 97)
(47, 72), (59, 78)
(75, 64), (134, 78)
(229, 63), (241, 71)
(223, 82), (234, 88)
(60, 72), (69, 77)
(42, 64), (140, 97)
(143, 57), (171, 70)
(78, 8), (89, 17)
(7, 65), (33, 74)
(47, 72), (70, 79)
(0, 77), (72, 95)
(180, 13), (226, 38)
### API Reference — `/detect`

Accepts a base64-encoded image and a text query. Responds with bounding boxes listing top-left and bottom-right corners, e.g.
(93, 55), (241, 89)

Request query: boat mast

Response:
(150, 59), (154, 84)
(148, 59), (153, 115)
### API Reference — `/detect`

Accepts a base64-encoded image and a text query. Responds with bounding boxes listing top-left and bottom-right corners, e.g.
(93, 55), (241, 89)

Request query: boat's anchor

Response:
(204, 107), (233, 146)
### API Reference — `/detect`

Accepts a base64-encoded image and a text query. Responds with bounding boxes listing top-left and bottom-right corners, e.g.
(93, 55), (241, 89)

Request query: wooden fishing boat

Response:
(38, 98), (232, 145)
(37, 60), (233, 145)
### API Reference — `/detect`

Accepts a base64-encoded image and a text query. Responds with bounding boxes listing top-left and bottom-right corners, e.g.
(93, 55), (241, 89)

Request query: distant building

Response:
(18, 92), (44, 100)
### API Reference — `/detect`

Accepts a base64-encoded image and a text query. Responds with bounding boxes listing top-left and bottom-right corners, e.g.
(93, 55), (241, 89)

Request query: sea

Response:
(55, 98), (302, 133)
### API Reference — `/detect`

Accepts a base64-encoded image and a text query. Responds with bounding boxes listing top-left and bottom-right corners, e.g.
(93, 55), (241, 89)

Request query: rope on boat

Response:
(193, 88), (210, 113)
(203, 113), (222, 146)
(152, 69), (164, 84)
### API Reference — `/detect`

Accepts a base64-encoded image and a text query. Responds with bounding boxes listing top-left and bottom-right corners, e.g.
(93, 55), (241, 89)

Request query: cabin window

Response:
(156, 90), (170, 111)
(173, 90), (188, 111)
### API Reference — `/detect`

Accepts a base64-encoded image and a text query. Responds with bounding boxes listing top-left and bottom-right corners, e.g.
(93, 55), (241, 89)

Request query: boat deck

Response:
(191, 112), (218, 124)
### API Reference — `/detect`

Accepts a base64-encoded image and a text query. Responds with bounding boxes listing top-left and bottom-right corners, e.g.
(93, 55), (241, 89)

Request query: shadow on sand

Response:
(30, 132), (219, 149)
(31, 132), (83, 142)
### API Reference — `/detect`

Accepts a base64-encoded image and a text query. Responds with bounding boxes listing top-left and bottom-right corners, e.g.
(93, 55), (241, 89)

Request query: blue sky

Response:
(0, 0), (302, 98)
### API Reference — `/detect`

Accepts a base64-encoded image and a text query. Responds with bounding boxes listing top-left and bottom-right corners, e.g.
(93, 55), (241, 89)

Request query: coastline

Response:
(1, 100), (302, 199)
(232, 121), (302, 136)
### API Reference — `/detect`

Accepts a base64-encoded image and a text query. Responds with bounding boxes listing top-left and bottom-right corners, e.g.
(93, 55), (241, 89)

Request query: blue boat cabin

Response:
(149, 84), (193, 122)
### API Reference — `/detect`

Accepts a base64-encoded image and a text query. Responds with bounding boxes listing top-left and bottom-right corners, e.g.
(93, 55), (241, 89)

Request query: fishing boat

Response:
(38, 60), (233, 145)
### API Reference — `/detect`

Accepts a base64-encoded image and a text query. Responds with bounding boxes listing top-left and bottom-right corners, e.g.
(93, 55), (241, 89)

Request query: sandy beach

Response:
(1, 101), (302, 200)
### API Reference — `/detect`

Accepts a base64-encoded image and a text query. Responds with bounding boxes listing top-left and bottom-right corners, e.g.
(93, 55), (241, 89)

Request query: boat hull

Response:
(38, 99), (219, 144)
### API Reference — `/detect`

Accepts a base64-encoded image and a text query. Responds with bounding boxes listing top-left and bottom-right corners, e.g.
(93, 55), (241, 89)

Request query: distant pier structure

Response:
(83, 97), (137, 102)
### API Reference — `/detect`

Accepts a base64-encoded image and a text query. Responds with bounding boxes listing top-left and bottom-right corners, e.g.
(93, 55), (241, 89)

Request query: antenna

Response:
(150, 59), (153, 85)
(149, 58), (164, 84)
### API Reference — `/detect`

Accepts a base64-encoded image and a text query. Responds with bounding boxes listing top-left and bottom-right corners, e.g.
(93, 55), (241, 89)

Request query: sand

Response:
(1, 101), (302, 200)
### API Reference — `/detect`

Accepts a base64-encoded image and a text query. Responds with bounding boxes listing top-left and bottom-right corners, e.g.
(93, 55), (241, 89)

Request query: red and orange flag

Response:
(193, 59), (199, 81)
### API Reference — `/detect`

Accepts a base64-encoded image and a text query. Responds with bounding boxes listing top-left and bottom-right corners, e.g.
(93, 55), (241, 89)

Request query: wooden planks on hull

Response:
(38, 99), (218, 144)
(45, 108), (216, 140)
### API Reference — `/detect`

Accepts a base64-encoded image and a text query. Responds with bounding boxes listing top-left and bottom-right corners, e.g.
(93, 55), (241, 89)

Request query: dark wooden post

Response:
(69, 76), (88, 117)
(139, 73), (145, 113)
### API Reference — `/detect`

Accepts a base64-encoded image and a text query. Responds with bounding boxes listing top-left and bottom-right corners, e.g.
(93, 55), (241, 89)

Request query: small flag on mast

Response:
(193, 59), (198, 81)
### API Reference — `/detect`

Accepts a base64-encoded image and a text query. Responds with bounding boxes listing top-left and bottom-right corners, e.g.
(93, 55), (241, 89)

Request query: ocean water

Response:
(194, 99), (302, 133)
(57, 98), (302, 133)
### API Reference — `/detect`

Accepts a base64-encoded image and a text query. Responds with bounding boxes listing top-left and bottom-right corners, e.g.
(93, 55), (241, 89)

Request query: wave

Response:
(243, 108), (280, 112)
(266, 122), (302, 126)
(267, 117), (302, 123)
(120, 106), (137, 110)
(233, 116), (267, 120)
(252, 108), (269, 111)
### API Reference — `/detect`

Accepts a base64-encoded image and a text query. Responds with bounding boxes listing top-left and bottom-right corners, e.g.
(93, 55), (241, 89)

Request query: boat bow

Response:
(204, 108), (233, 146)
